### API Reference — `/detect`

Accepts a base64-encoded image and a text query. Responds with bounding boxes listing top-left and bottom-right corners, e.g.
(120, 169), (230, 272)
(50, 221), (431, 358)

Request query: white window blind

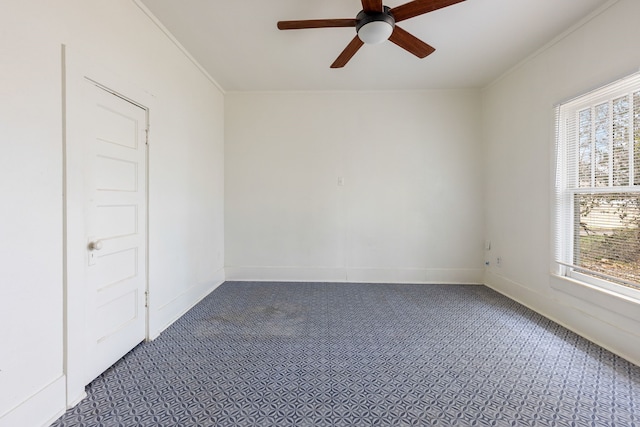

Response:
(555, 73), (640, 292)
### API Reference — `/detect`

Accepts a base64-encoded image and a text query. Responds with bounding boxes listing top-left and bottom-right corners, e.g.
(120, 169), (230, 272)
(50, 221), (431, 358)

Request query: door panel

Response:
(95, 290), (139, 339)
(95, 205), (138, 237)
(95, 104), (139, 149)
(95, 156), (138, 191)
(93, 248), (138, 290)
(84, 82), (147, 382)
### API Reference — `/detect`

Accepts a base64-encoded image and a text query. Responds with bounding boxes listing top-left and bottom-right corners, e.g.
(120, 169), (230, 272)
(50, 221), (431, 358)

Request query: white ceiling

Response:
(139, 0), (611, 92)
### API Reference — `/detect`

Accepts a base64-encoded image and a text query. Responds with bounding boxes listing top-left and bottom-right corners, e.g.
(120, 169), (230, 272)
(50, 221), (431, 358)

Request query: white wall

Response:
(482, 0), (640, 365)
(225, 91), (484, 284)
(5, 0), (639, 424)
(0, 1), (224, 426)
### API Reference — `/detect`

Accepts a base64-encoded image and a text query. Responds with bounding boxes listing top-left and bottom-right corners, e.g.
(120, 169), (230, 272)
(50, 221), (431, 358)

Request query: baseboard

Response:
(225, 266), (346, 282)
(0, 375), (66, 427)
(346, 267), (484, 284)
(224, 266), (484, 284)
(66, 389), (87, 410)
(484, 270), (640, 367)
(149, 268), (225, 339)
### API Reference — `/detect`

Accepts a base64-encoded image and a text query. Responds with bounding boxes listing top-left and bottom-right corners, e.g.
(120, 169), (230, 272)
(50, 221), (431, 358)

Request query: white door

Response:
(83, 82), (148, 382)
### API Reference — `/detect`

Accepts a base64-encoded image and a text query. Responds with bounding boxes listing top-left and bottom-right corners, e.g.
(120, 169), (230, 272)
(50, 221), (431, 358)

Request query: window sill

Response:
(550, 273), (640, 324)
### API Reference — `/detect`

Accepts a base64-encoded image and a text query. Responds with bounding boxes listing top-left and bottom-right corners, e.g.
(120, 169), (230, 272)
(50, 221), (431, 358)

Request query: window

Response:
(555, 73), (640, 294)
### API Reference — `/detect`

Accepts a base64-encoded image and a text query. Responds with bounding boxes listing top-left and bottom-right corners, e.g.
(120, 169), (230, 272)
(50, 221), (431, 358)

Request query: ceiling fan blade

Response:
(277, 19), (356, 30)
(331, 36), (364, 68)
(361, 0), (383, 12)
(390, 0), (465, 23)
(388, 26), (435, 58)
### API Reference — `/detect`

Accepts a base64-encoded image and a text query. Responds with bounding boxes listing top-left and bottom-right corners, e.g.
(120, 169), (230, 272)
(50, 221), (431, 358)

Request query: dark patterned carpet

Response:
(52, 282), (640, 426)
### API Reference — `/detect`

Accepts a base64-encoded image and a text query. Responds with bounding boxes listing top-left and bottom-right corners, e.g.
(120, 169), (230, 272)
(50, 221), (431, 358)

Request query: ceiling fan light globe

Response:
(357, 21), (393, 44)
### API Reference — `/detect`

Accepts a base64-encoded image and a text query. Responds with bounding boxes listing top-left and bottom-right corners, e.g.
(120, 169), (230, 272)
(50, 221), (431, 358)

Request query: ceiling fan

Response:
(277, 0), (466, 68)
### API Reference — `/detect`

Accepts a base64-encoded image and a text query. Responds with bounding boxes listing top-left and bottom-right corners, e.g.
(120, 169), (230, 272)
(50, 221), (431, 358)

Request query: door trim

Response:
(62, 45), (153, 408)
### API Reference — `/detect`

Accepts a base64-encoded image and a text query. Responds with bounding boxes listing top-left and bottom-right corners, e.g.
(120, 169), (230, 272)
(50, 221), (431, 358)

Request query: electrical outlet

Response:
(496, 257), (502, 267)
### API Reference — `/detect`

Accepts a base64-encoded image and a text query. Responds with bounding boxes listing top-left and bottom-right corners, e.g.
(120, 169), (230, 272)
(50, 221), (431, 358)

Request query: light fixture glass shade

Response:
(357, 21), (393, 45)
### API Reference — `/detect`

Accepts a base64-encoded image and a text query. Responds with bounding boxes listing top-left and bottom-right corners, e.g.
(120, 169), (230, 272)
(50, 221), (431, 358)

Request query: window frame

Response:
(554, 73), (640, 300)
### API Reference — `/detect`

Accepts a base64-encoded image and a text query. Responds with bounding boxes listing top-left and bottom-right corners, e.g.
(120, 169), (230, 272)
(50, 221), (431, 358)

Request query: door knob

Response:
(89, 240), (103, 251)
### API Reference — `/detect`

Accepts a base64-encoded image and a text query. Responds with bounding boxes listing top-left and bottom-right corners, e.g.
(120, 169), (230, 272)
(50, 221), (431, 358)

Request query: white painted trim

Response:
(347, 267), (484, 284)
(0, 376), (66, 427)
(225, 266), (484, 284)
(484, 270), (640, 367)
(225, 266), (347, 283)
(63, 45), (156, 407)
(65, 389), (87, 411)
(150, 269), (225, 339)
(130, 0), (225, 94)
(551, 274), (640, 324)
(225, 88), (481, 95)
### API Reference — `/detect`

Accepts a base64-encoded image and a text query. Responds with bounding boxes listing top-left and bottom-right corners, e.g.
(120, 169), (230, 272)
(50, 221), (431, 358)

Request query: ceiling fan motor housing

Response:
(356, 6), (396, 44)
